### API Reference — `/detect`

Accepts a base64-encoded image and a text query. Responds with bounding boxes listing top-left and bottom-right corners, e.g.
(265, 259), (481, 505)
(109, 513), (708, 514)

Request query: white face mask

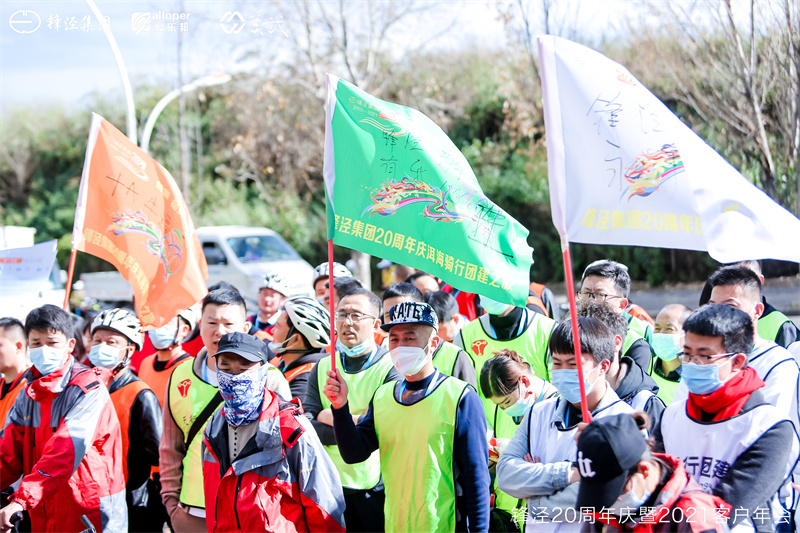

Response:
(390, 346), (429, 376)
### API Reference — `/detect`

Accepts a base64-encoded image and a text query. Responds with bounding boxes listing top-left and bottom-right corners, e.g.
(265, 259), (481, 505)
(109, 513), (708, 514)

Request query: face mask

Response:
(504, 383), (535, 418)
(337, 338), (376, 358)
(88, 343), (125, 369)
(218, 364), (268, 427)
(550, 367), (601, 404)
(29, 346), (67, 375)
(316, 295), (327, 307)
(681, 356), (734, 395)
(608, 473), (651, 515)
(390, 346), (429, 377)
(268, 336), (292, 355)
(149, 323), (179, 350)
(480, 296), (510, 315)
(651, 333), (681, 361)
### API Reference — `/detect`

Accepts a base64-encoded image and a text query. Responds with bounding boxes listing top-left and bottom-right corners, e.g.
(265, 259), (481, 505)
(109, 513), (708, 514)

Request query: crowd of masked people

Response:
(0, 257), (798, 533)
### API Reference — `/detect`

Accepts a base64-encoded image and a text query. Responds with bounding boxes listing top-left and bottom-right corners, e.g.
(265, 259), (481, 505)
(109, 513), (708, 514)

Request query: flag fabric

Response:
(0, 240), (57, 288)
(538, 35), (800, 263)
(72, 114), (208, 327)
(323, 75), (533, 306)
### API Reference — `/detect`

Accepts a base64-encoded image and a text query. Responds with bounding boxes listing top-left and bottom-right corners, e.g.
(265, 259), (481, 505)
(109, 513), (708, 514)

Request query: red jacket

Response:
(0, 358), (127, 533)
(202, 391), (346, 532)
(586, 454), (731, 533)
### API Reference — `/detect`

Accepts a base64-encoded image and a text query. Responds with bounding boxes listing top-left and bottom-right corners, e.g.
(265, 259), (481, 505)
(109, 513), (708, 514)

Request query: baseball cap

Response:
(575, 414), (647, 510)
(214, 332), (268, 363)
(381, 302), (438, 332)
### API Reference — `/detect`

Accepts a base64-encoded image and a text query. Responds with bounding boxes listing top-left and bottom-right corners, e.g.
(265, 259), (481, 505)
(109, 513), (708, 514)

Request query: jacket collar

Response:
(27, 356), (76, 401)
(552, 386), (622, 429)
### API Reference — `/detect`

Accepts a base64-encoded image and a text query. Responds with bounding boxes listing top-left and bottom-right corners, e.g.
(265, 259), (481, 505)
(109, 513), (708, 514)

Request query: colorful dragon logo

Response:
(107, 209), (184, 282)
(362, 176), (468, 222)
(620, 143), (685, 201)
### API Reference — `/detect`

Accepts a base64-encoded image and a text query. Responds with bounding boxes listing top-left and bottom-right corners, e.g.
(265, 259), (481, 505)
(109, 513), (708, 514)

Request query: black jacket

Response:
(614, 356), (666, 427)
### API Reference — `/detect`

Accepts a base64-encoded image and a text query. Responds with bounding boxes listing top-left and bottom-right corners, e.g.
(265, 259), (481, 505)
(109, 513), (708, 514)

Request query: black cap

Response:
(380, 301), (438, 332)
(214, 332), (268, 363)
(575, 414), (647, 510)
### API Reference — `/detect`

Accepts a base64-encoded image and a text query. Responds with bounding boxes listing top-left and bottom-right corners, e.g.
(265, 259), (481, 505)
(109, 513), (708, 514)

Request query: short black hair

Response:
(683, 304), (754, 355)
(202, 288), (247, 315)
(0, 317), (26, 344)
(424, 291), (459, 324)
(207, 281), (240, 294)
(549, 316), (615, 364)
(578, 300), (627, 341)
(333, 276), (364, 300)
(383, 282), (423, 302)
(24, 304), (74, 339)
(338, 287), (382, 317)
(707, 265), (762, 300)
(582, 260), (631, 298)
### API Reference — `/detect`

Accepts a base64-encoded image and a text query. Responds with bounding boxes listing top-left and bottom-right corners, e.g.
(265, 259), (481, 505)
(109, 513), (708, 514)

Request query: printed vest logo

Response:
(471, 339), (488, 356)
(576, 451), (596, 478)
(178, 378), (192, 398)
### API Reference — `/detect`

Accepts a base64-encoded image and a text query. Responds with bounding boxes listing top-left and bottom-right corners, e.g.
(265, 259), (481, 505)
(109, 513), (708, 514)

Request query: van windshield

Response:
(227, 235), (298, 263)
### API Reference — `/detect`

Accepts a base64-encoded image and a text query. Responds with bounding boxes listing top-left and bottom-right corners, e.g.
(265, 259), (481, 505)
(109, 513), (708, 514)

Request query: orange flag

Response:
(72, 113), (208, 327)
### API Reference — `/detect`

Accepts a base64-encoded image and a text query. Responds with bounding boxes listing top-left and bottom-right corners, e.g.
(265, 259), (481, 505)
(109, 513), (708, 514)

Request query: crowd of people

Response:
(0, 257), (798, 533)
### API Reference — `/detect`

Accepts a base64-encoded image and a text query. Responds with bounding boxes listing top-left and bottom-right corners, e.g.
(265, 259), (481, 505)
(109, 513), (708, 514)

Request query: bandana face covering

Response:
(217, 364), (268, 427)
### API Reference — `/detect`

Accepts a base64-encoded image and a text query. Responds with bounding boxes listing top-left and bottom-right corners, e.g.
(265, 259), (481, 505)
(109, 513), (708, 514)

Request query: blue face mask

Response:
(480, 296), (511, 315)
(550, 367), (600, 405)
(503, 382), (536, 418)
(88, 343), (124, 369)
(29, 346), (67, 375)
(337, 338), (375, 358)
(148, 323), (178, 350)
(608, 473), (651, 516)
(681, 355), (734, 395)
(651, 333), (681, 361)
(218, 365), (268, 427)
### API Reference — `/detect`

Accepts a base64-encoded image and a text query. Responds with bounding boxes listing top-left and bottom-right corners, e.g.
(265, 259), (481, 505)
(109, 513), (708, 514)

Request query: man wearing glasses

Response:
(653, 304), (798, 531)
(304, 287), (401, 532)
(578, 260), (655, 373)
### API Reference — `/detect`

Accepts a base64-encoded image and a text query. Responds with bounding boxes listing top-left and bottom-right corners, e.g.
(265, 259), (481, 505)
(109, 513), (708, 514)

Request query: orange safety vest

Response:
(284, 362), (317, 383)
(109, 379), (150, 482)
(253, 329), (274, 342)
(626, 303), (655, 326)
(0, 371), (29, 429)
(527, 282), (549, 317)
(138, 352), (190, 408)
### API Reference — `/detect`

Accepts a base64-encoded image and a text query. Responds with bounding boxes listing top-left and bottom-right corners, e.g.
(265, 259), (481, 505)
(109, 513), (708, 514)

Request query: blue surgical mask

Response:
(681, 356), (734, 395)
(29, 346), (67, 375)
(651, 333), (681, 362)
(550, 367), (600, 404)
(608, 474), (651, 515)
(480, 296), (511, 315)
(268, 337), (292, 355)
(88, 343), (125, 369)
(337, 338), (375, 358)
(503, 382), (536, 418)
(218, 365), (268, 427)
(148, 323), (178, 350)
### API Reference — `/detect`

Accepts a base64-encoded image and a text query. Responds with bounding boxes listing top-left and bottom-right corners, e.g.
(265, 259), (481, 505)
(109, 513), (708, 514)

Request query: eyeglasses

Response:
(680, 352), (735, 365)
(576, 291), (623, 302)
(334, 311), (376, 323)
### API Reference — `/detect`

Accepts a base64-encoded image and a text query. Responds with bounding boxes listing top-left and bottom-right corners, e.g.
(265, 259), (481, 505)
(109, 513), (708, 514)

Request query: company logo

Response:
(131, 12), (151, 34)
(178, 379), (192, 398)
(219, 11), (246, 34)
(620, 143), (686, 201)
(9, 10), (41, 34)
(576, 451), (596, 478)
(471, 339), (488, 357)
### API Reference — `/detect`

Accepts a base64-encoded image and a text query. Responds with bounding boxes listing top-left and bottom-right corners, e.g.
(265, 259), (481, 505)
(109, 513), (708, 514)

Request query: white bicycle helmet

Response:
(311, 262), (353, 287)
(177, 305), (200, 331)
(260, 272), (291, 296)
(91, 308), (144, 351)
(283, 296), (331, 349)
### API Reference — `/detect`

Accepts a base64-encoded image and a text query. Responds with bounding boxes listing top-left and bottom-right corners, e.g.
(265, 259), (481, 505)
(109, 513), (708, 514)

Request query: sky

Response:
(0, 0), (635, 114)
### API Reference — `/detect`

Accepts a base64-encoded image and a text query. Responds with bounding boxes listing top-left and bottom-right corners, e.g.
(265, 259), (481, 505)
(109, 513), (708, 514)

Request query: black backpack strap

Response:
(185, 393), (223, 451)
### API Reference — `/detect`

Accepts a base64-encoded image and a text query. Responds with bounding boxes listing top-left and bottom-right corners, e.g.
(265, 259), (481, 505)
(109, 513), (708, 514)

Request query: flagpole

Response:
(561, 237), (591, 422)
(62, 248), (78, 311)
(328, 239), (337, 372)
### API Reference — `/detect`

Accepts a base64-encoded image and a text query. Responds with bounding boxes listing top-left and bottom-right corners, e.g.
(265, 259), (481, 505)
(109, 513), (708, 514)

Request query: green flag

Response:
(323, 75), (533, 306)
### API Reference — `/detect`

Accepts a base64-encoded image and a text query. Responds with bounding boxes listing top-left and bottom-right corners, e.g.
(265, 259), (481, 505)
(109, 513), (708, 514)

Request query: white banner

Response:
(0, 240), (57, 287)
(539, 35), (800, 263)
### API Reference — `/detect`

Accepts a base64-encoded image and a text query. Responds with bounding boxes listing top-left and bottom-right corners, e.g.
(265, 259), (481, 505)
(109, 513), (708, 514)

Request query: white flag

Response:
(539, 35), (800, 263)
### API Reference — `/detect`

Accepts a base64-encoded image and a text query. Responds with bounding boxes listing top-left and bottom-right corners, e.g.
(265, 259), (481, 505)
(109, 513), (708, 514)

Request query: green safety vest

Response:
(491, 403), (527, 521)
(457, 311), (555, 430)
(624, 314), (654, 372)
(167, 359), (220, 509)
(432, 341), (462, 376)
(758, 309), (792, 343)
(373, 376), (468, 533)
(317, 351), (395, 490)
(651, 360), (680, 405)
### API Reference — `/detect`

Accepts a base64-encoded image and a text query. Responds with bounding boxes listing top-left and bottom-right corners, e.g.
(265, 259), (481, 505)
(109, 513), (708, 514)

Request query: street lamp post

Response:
(140, 73), (232, 154)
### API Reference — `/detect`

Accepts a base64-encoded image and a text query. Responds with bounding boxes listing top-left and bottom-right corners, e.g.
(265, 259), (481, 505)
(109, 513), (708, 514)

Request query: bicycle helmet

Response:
(260, 272), (291, 297)
(177, 305), (200, 331)
(311, 262), (353, 287)
(91, 308), (143, 351)
(283, 296), (331, 349)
